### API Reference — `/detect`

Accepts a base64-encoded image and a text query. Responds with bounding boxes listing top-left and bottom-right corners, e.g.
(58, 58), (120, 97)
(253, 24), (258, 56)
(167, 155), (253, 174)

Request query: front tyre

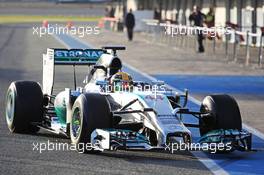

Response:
(70, 93), (111, 153)
(199, 94), (242, 136)
(199, 94), (242, 153)
(5, 81), (43, 133)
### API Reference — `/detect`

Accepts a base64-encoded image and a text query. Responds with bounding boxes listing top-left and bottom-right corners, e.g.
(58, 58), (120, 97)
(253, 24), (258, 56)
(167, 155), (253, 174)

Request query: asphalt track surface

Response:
(0, 24), (214, 175)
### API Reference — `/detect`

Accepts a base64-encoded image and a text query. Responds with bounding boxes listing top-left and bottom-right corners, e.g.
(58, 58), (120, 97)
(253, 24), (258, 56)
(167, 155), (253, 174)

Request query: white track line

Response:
(243, 124), (264, 140)
(53, 34), (71, 49)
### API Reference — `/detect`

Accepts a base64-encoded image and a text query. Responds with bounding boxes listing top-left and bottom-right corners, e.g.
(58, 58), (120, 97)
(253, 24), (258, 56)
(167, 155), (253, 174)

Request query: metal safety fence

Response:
(142, 20), (264, 68)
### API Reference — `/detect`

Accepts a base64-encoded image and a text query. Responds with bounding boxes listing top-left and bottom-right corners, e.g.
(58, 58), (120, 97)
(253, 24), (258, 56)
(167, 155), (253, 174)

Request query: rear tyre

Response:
(199, 94), (242, 136)
(5, 81), (43, 133)
(70, 93), (111, 153)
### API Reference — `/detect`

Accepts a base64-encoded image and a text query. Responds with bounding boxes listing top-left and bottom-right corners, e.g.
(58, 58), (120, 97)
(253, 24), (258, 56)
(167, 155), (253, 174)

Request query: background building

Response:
(118, 0), (264, 45)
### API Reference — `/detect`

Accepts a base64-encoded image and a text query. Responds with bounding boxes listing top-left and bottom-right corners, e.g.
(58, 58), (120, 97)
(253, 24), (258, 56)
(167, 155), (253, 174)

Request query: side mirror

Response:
(175, 92), (181, 105)
(182, 89), (188, 108)
(175, 89), (188, 108)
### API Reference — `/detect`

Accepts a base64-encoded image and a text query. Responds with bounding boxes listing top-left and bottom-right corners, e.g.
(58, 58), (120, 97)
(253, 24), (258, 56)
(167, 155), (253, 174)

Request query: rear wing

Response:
(43, 48), (103, 95)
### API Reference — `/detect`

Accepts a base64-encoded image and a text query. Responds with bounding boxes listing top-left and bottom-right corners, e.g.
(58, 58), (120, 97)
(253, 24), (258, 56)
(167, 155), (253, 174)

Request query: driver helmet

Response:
(110, 72), (133, 92)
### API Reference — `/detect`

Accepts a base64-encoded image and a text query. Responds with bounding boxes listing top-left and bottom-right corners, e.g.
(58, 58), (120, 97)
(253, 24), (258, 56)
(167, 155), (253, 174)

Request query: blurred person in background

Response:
(189, 6), (205, 53)
(205, 7), (219, 40)
(125, 9), (135, 41)
(109, 7), (115, 18)
(205, 7), (215, 28)
(153, 7), (161, 21)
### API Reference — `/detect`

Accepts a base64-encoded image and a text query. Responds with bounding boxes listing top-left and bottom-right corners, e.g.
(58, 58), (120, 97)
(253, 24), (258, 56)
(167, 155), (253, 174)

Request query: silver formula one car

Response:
(5, 46), (252, 153)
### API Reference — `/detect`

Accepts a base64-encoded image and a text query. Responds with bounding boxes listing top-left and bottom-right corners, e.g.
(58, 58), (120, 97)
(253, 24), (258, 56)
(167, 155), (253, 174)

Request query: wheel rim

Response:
(71, 108), (81, 138)
(6, 90), (15, 125)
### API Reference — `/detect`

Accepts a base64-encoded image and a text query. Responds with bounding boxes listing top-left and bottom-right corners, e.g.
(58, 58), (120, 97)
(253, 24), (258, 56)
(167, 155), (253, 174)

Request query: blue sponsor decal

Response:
(54, 49), (104, 59)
